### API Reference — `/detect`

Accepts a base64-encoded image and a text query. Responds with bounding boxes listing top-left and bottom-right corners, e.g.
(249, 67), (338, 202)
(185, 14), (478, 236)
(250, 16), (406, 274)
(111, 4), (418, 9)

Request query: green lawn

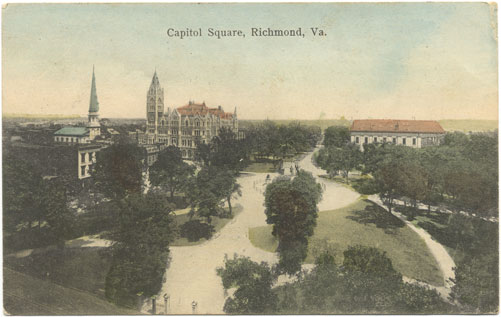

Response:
(4, 247), (112, 298)
(243, 162), (277, 173)
(4, 267), (139, 315)
(249, 199), (444, 286)
(171, 205), (243, 246)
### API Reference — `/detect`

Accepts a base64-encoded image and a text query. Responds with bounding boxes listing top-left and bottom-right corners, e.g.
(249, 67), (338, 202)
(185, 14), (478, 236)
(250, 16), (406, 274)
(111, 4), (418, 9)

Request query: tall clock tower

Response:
(146, 71), (164, 138)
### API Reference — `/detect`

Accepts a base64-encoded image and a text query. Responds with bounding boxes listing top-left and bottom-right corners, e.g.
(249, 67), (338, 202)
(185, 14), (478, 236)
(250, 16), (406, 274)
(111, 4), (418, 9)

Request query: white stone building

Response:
(350, 119), (445, 149)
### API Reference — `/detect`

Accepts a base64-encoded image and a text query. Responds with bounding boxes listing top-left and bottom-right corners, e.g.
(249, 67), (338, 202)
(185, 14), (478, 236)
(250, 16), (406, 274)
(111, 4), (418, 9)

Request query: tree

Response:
(93, 143), (144, 200)
(211, 127), (248, 171)
(195, 127), (248, 172)
(150, 146), (195, 198)
(373, 161), (403, 213)
(343, 245), (402, 281)
(450, 253), (499, 313)
(216, 255), (278, 314)
(105, 193), (176, 307)
(212, 168), (241, 216)
(317, 143), (362, 182)
(3, 150), (46, 231)
(295, 248), (452, 314)
(323, 126), (350, 148)
(187, 167), (223, 224)
(399, 282), (452, 314)
(264, 171), (322, 274)
(398, 161), (428, 216)
(42, 179), (76, 248)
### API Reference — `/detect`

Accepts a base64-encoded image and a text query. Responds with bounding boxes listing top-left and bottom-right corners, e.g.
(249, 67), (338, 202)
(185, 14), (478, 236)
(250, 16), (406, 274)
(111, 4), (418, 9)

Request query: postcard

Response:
(2, 3), (498, 315)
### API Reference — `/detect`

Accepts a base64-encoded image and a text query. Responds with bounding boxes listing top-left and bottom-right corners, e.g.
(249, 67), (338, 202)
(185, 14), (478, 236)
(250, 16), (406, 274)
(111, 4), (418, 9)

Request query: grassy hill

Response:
(4, 247), (141, 315)
(4, 267), (140, 315)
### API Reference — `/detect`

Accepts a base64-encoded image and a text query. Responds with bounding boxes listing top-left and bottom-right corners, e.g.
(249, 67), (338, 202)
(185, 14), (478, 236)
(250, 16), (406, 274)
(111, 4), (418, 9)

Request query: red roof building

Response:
(143, 73), (238, 159)
(349, 119), (445, 149)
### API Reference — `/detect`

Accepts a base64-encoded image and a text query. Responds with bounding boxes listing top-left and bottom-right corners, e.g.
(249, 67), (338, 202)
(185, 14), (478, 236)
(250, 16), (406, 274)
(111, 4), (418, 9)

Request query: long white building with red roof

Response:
(141, 72), (238, 159)
(350, 119), (445, 149)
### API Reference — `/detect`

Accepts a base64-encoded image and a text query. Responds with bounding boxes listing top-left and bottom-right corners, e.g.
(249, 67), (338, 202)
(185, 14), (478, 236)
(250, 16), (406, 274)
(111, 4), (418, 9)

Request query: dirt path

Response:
(153, 147), (361, 314)
(368, 194), (456, 298)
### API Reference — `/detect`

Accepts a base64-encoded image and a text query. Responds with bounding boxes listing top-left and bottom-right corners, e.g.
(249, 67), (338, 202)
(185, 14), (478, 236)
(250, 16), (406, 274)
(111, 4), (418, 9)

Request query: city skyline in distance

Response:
(3, 3), (498, 121)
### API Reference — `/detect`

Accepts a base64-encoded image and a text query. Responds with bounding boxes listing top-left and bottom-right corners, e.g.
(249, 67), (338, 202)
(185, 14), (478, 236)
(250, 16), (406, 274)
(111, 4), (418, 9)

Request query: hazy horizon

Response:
(3, 3), (498, 121)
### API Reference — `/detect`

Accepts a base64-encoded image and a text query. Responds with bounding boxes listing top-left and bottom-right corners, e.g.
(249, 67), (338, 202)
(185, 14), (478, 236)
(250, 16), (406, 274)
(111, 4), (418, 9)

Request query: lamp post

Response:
(163, 294), (169, 314)
(152, 295), (157, 315)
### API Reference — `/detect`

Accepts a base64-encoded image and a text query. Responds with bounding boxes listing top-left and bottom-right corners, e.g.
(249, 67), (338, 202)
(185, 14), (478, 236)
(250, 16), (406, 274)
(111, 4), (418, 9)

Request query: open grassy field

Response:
(249, 199), (443, 286)
(3, 267), (139, 315)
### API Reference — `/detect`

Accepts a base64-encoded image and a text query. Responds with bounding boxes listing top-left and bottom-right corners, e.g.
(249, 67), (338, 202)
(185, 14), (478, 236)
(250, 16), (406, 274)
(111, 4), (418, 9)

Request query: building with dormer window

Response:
(141, 71), (238, 159)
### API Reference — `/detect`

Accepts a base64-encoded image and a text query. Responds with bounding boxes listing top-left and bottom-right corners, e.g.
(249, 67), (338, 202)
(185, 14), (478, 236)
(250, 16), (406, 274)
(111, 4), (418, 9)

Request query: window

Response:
(403, 138), (407, 145)
(413, 138), (416, 145)
(393, 137), (396, 144)
(364, 137), (368, 144)
(374, 137), (378, 143)
(81, 166), (86, 176)
(383, 137), (387, 142)
(81, 153), (86, 162)
(196, 121), (200, 127)
(355, 137), (359, 144)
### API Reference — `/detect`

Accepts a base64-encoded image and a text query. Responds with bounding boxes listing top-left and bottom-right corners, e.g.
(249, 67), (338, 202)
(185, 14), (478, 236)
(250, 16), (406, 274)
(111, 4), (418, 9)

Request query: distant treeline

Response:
(240, 119), (498, 132)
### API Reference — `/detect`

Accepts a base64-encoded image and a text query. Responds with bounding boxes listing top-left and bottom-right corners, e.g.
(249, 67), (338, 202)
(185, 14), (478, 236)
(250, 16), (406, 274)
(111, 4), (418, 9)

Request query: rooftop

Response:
(54, 127), (89, 136)
(177, 102), (234, 119)
(350, 119), (445, 134)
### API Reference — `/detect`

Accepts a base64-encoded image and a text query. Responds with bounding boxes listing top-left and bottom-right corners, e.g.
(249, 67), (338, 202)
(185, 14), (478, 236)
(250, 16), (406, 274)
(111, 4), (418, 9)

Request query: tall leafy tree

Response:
(217, 255), (278, 314)
(150, 146), (195, 198)
(42, 179), (75, 248)
(212, 168), (242, 215)
(187, 167), (223, 223)
(105, 193), (176, 307)
(264, 171), (322, 274)
(323, 126), (350, 148)
(92, 143), (144, 200)
(3, 151), (44, 230)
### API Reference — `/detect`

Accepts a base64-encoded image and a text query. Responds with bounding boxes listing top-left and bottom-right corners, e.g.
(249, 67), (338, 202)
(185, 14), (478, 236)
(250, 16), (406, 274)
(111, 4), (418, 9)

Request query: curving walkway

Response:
(152, 145), (456, 313)
(368, 194), (456, 298)
(152, 147), (361, 314)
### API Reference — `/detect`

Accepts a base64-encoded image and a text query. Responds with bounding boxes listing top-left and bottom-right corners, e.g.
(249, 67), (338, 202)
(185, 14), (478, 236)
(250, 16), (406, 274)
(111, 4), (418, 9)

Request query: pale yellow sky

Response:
(2, 3), (498, 120)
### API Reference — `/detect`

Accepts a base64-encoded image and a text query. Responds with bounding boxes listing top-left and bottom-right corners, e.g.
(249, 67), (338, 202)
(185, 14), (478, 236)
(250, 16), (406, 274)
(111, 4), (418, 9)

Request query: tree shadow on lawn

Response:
(346, 202), (405, 234)
(180, 220), (215, 242)
(395, 206), (449, 226)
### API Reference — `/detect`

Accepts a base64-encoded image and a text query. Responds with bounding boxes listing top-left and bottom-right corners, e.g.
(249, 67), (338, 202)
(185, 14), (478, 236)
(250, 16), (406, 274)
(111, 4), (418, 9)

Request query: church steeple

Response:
(87, 66), (101, 140)
(89, 66), (99, 113)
